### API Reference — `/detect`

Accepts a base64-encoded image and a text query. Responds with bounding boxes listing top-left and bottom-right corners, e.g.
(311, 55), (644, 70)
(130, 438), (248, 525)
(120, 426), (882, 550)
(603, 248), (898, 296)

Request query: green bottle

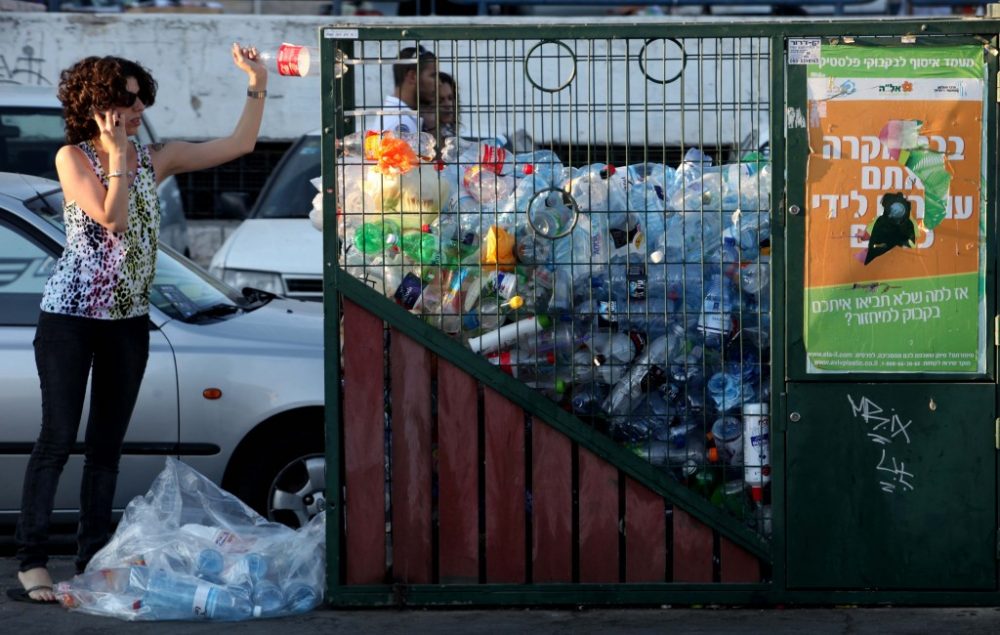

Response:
(354, 219), (402, 255)
(401, 231), (442, 265)
(689, 465), (720, 498)
(710, 479), (749, 518)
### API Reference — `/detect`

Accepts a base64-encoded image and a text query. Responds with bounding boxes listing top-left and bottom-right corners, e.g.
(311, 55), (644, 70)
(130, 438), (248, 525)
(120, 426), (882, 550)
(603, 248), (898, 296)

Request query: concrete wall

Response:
(0, 12), (334, 141)
(1, 12), (769, 147)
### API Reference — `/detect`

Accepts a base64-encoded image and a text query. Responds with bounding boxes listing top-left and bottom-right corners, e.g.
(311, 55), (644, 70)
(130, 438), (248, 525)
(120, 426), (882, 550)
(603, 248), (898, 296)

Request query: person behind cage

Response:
(371, 45), (438, 134)
(420, 70), (458, 140)
(9, 44), (268, 605)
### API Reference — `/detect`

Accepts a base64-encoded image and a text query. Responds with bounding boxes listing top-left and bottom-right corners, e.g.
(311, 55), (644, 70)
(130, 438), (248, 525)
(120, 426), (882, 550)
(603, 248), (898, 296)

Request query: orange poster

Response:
(804, 45), (985, 373)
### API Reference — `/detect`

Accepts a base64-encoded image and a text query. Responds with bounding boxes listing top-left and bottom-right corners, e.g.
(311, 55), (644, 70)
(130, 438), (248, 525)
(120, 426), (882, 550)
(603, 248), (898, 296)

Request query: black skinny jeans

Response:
(16, 311), (149, 574)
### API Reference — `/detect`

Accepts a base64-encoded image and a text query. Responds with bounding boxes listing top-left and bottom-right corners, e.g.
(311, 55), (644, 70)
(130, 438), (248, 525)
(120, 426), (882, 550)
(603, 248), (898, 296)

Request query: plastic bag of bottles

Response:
(53, 458), (325, 621)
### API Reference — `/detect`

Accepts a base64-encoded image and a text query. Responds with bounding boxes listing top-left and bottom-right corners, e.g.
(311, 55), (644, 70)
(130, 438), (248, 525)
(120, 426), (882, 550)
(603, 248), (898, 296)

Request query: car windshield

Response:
(29, 191), (252, 322)
(0, 107), (65, 179)
(253, 135), (320, 219)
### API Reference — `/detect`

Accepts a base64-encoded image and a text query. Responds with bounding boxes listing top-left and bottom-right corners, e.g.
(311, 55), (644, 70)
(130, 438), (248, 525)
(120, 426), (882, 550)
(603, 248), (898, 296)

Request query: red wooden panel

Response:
(672, 508), (713, 583)
(624, 479), (666, 583)
(342, 300), (386, 584)
(389, 330), (433, 583)
(531, 420), (572, 583)
(437, 359), (479, 583)
(720, 537), (761, 583)
(578, 448), (619, 583)
(484, 388), (526, 583)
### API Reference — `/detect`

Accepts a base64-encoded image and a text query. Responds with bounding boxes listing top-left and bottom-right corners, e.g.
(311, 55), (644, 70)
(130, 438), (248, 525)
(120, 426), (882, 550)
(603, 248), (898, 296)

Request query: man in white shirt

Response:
(371, 46), (438, 134)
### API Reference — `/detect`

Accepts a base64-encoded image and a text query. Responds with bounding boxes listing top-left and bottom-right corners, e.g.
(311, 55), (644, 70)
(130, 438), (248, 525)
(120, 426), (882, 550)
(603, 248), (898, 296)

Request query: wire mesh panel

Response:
(332, 30), (773, 549)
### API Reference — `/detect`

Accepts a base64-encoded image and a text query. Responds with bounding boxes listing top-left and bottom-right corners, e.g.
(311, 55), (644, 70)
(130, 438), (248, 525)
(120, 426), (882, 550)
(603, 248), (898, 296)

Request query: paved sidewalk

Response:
(2, 557), (1000, 634)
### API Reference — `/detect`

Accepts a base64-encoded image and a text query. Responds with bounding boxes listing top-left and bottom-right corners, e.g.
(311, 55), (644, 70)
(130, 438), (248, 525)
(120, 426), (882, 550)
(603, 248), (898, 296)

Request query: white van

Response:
(210, 131), (323, 301)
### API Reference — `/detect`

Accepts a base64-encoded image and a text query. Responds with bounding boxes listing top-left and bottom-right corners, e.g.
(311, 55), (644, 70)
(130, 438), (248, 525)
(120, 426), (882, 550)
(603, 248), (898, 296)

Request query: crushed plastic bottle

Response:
(140, 569), (252, 621)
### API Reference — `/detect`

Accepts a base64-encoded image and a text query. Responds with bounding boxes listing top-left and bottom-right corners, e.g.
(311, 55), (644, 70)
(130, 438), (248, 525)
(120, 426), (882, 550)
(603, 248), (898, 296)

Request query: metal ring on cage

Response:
(526, 187), (579, 240)
(524, 40), (577, 93)
(637, 37), (687, 85)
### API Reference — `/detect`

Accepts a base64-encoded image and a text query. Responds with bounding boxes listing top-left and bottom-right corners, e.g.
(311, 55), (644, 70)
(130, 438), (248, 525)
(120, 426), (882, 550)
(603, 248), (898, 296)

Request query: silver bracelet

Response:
(108, 171), (125, 178)
(247, 89), (267, 99)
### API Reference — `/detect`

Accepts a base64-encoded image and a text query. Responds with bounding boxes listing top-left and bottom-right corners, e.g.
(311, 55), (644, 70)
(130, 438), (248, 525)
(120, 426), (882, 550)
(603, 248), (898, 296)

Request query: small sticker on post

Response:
(789, 38), (821, 65)
(325, 28), (359, 39)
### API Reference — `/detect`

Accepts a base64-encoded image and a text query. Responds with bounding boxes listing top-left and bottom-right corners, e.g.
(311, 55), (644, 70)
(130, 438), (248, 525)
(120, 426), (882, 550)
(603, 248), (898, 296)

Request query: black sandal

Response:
(6, 585), (58, 605)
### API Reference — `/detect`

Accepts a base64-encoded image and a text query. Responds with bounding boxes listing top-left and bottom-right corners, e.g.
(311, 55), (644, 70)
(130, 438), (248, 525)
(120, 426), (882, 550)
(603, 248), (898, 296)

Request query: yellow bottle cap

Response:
(507, 295), (524, 310)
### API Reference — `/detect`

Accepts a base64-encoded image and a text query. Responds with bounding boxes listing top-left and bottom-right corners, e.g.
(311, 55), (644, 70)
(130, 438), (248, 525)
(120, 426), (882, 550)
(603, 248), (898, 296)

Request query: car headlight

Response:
(211, 267), (285, 295)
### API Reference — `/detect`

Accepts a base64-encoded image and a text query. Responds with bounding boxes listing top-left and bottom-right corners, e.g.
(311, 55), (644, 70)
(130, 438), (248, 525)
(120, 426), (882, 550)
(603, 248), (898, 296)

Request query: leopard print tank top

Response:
(40, 139), (160, 319)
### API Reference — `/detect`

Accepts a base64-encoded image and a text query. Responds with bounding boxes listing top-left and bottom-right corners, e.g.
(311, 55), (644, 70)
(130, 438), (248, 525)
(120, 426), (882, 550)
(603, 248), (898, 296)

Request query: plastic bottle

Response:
(710, 479), (750, 517)
(251, 580), (285, 618)
(488, 349), (558, 381)
(706, 371), (746, 413)
(742, 402), (770, 503)
(522, 374), (570, 403)
(586, 330), (639, 385)
(546, 266), (575, 314)
(393, 271), (425, 310)
(463, 164), (514, 204)
(354, 219), (402, 256)
(140, 569), (252, 620)
(195, 549), (225, 584)
(603, 332), (683, 417)
(499, 171), (556, 216)
(513, 150), (564, 184)
(258, 43), (318, 77)
(466, 313), (552, 354)
(699, 273), (736, 348)
(514, 222), (553, 267)
(570, 380), (610, 417)
(179, 524), (249, 551)
(401, 230), (441, 265)
(430, 211), (482, 263)
(615, 389), (672, 442)
(566, 164), (627, 213)
(436, 266), (478, 334)
(223, 552), (269, 588)
(632, 430), (706, 475)
(737, 259), (769, 297)
(283, 582), (321, 614)
(552, 211), (609, 283)
(710, 415), (743, 465)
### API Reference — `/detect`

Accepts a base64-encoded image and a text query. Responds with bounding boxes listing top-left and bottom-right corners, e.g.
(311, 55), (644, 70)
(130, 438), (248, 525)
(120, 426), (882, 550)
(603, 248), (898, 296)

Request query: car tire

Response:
(229, 435), (326, 529)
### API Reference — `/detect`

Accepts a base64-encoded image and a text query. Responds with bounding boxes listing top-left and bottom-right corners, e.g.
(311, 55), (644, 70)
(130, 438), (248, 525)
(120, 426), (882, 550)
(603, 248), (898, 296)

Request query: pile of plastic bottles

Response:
(335, 131), (773, 535)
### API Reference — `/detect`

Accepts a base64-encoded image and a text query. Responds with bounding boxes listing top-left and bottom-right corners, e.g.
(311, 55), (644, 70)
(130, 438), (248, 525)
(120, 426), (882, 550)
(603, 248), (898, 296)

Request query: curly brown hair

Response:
(58, 56), (157, 145)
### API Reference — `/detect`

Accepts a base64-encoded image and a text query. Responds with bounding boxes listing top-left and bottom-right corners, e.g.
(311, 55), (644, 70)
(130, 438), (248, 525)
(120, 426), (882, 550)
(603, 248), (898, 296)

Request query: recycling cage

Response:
(319, 16), (1000, 606)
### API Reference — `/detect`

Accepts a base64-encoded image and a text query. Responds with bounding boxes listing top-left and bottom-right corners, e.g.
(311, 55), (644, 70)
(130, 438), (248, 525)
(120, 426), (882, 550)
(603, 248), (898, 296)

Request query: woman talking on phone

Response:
(9, 43), (268, 605)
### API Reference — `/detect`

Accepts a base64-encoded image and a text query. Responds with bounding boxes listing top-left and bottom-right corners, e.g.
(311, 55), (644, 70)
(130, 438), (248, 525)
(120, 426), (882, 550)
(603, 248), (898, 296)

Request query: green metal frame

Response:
(321, 18), (1000, 606)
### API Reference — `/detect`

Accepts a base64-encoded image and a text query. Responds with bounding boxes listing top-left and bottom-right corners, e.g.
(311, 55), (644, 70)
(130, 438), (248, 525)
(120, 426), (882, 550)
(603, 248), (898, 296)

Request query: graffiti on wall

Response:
(0, 44), (52, 85)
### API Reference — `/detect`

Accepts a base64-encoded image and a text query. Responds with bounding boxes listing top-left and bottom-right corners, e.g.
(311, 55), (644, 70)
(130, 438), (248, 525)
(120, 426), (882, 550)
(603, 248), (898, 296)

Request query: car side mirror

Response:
(216, 191), (250, 219)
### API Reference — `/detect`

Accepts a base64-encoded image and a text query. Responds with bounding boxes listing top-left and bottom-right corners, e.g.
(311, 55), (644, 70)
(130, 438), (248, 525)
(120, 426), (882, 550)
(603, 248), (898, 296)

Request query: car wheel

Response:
(231, 437), (326, 529)
(268, 453), (326, 529)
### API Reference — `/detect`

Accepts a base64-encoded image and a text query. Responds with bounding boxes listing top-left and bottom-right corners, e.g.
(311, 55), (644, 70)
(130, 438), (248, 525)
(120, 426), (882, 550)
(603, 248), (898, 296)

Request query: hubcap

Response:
(267, 454), (326, 528)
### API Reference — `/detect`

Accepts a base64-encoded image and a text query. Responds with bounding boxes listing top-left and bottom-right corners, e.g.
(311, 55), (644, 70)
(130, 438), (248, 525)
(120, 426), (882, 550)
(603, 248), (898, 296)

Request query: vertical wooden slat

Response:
(437, 359), (479, 583)
(484, 388), (526, 583)
(720, 537), (762, 583)
(389, 330), (432, 583)
(673, 508), (713, 583)
(341, 300), (386, 585)
(625, 479), (666, 583)
(578, 448), (619, 583)
(531, 420), (572, 583)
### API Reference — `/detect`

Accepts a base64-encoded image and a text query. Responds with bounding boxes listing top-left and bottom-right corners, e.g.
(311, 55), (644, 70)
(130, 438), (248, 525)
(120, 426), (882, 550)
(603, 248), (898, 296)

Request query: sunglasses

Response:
(115, 88), (152, 108)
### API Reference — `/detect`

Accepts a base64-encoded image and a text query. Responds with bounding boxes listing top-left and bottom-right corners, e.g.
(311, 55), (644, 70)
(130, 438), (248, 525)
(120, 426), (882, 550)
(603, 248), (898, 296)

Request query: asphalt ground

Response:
(1, 556), (999, 635)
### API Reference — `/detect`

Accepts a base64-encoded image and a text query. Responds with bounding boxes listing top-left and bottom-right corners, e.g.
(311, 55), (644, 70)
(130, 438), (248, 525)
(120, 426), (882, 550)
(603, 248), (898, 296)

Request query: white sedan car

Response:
(0, 172), (327, 531)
